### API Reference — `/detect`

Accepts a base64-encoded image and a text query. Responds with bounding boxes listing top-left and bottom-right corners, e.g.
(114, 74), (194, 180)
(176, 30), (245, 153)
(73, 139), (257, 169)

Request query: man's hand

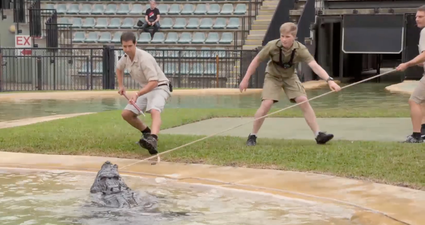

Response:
(239, 78), (249, 92)
(118, 86), (126, 95)
(328, 81), (341, 92)
(396, 63), (409, 72)
(129, 92), (139, 105)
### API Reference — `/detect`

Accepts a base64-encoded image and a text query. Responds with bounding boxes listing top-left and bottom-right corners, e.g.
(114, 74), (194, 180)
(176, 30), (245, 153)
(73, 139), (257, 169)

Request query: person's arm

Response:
(307, 60), (332, 81)
(154, 9), (160, 23)
(405, 51), (425, 68)
(145, 9), (149, 24)
(241, 43), (271, 82)
(298, 47), (332, 81)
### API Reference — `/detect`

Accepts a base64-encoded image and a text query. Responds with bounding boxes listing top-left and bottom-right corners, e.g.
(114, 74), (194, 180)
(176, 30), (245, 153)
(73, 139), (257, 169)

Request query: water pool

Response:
(0, 83), (409, 122)
(0, 168), (367, 225)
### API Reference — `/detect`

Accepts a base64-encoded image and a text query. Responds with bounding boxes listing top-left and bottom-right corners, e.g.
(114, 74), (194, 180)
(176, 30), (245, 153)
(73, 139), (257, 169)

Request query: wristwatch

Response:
(326, 77), (334, 82)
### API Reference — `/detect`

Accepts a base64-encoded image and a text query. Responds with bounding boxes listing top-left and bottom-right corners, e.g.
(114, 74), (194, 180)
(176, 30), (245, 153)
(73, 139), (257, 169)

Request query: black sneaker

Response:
(246, 134), (257, 146)
(138, 135), (158, 155)
(142, 131), (151, 139)
(315, 132), (334, 144)
(403, 135), (423, 143)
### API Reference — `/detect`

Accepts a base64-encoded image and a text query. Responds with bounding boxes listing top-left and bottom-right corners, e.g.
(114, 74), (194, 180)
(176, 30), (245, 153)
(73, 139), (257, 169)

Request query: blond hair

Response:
(280, 22), (298, 36)
(419, 5), (425, 12)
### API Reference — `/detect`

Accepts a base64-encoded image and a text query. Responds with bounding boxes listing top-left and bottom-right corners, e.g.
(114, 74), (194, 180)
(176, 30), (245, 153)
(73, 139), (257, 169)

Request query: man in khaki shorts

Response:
(116, 32), (172, 154)
(396, 5), (425, 143)
(239, 22), (341, 146)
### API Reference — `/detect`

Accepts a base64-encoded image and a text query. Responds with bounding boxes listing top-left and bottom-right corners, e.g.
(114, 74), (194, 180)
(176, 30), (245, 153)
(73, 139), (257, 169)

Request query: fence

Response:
(0, 47), (266, 92)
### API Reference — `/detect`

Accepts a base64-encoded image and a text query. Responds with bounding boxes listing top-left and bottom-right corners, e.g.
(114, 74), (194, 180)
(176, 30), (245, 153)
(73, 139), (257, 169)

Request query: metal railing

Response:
(0, 47), (266, 91)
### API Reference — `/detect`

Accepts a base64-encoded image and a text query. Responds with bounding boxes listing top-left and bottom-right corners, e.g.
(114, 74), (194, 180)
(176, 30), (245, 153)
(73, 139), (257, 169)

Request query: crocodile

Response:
(89, 161), (158, 209)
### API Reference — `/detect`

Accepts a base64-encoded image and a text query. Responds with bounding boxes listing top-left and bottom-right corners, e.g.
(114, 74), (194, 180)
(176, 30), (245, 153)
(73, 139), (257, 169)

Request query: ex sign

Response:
(15, 35), (33, 56)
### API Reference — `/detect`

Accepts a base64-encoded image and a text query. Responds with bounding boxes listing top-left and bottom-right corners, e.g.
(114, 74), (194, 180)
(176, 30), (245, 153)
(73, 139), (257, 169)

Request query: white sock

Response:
(250, 133), (257, 137)
(315, 131), (320, 137)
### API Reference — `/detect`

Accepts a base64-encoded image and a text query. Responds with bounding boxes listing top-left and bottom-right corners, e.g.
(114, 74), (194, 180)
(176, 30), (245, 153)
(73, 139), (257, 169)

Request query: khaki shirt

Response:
(420, 28), (425, 75)
(117, 48), (169, 87)
(257, 39), (314, 78)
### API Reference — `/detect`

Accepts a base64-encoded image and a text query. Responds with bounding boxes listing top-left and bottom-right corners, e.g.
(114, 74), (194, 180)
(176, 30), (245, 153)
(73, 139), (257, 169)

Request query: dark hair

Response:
(419, 5), (425, 12)
(120, 32), (136, 44)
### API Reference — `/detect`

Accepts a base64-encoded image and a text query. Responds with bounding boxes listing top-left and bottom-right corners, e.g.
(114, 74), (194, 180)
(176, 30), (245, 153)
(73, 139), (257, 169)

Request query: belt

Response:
(158, 83), (168, 87)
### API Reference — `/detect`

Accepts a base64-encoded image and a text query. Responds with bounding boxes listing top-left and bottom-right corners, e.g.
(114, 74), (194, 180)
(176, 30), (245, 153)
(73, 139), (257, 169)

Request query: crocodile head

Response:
(90, 161), (130, 195)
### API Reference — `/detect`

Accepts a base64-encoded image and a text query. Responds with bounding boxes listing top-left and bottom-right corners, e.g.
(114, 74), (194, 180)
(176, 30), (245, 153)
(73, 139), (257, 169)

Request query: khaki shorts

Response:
(261, 73), (306, 103)
(410, 76), (425, 104)
(124, 85), (171, 115)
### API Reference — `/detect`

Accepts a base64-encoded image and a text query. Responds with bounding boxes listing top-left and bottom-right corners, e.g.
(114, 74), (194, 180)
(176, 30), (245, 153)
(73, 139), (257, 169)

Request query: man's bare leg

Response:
(251, 100), (274, 134)
(421, 104), (425, 135)
(294, 95), (334, 144)
(121, 110), (148, 131)
(409, 99), (422, 133)
(150, 109), (162, 135)
(294, 96), (319, 135)
(246, 99), (274, 146)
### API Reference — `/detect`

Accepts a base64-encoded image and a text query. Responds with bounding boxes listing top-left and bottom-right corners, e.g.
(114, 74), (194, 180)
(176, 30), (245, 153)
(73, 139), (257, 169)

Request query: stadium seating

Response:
(41, 0), (253, 88)
(43, 2), (248, 49)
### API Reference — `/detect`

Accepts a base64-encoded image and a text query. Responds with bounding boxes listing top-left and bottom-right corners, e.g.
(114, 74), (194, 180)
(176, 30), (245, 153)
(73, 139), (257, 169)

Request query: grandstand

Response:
(42, 1), (255, 49)
(20, 0), (262, 89)
(1, 0), (424, 91)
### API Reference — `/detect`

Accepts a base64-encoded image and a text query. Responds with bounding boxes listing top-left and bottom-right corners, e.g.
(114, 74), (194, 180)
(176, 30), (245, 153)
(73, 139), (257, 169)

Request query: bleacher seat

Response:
(181, 4), (194, 15)
(164, 32), (178, 44)
(178, 32), (192, 44)
(207, 4), (220, 15)
(192, 32), (205, 44)
(111, 32), (122, 43)
(67, 4), (79, 14)
(161, 18), (173, 29)
(168, 4), (181, 15)
(94, 18), (108, 29)
(173, 18), (186, 29)
(213, 18), (226, 29)
(151, 32), (165, 43)
(81, 18), (95, 28)
(73, 32), (85, 43)
(85, 32), (98, 43)
(56, 4), (67, 14)
(129, 4), (143, 15)
(117, 4), (130, 15)
(205, 32), (219, 44)
(98, 32), (112, 43)
(80, 4), (91, 15)
(104, 4), (118, 15)
(121, 18), (134, 29)
(138, 33), (151, 43)
(108, 18), (121, 29)
(91, 5), (104, 15)
(199, 18), (213, 29)
(71, 18), (82, 28)
(227, 18), (239, 29)
(234, 4), (247, 15)
(186, 18), (199, 29)
(194, 4), (207, 15)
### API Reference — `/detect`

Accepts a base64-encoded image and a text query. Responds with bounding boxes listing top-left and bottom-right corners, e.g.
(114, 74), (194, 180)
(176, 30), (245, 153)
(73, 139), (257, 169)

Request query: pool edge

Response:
(0, 151), (421, 225)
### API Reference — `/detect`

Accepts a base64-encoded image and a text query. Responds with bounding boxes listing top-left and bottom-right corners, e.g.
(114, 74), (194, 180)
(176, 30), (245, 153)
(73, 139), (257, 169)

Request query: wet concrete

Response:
(385, 81), (418, 95)
(0, 151), (423, 225)
(0, 113), (95, 129)
(161, 118), (413, 142)
(0, 80), (334, 101)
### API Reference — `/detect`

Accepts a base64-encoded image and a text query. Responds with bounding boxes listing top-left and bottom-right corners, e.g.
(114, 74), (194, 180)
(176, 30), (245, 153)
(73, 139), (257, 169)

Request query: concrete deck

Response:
(162, 118), (413, 142)
(385, 80), (418, 95)
(0, 113), (95, 129)
(0, 151), (423, 225)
